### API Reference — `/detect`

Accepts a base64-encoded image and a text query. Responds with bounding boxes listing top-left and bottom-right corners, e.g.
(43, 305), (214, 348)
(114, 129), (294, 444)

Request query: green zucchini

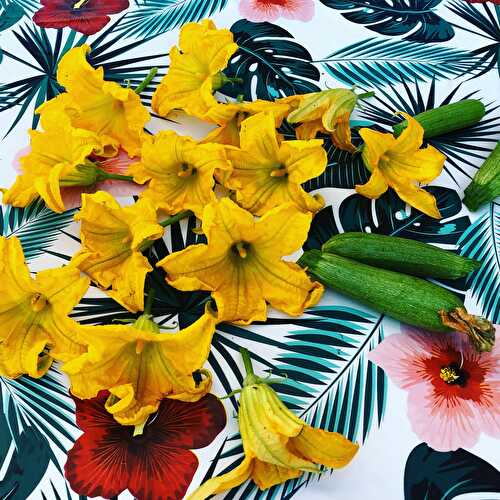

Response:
(393, 100), (485, 139)
(463, 141), (500, 211)
(298, 250), (495, 352)
(322, 232), (481, 279)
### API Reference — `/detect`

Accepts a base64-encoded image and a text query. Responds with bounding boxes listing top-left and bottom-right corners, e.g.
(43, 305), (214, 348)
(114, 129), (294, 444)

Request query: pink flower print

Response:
(368, 325), (500, 452)
(239, 0), (315, 23)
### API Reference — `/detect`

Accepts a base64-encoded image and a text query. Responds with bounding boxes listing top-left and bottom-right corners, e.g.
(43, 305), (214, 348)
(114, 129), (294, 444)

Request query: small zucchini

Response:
(463, 141), (500, 211)
(298, 250), (495, 352)
(322, 232), (481, 279)
(393, 100), (486, 139)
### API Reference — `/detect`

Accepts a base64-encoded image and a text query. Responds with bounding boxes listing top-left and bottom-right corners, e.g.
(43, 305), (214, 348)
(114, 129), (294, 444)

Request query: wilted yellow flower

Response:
(38, 44), (150, 157)
(0, 236), (89, 379)
(63, 303), (217, 427)
(189, 349), (358, 499)
(2, 111), (109, 213)
(128, 131), (231, 217)
(356, 113), (446, 219)
(158, 198), (323, 325)
(225, 112), (327, 215)
(282, 88), (362, 152)
(201, 99), (292, 147)
(152, 20), (238, 119)
(71, 192), (164, 313)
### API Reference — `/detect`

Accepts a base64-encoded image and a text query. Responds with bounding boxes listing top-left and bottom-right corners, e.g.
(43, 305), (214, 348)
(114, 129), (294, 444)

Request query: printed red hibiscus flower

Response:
(33, 0), (130, 35)
(65, 392), (226, 499)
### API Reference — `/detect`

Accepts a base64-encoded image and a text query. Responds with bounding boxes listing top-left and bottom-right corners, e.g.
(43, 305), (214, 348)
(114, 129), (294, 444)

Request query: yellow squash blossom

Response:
(63, 303), (217, 427)
(71, 192), (164, 313)
(189, 349), (358, 499)
(201, 99), (292, 147)
(38, 44), (150, 157)
(152, 20), (238, 119)
(281, 88), (362, 152)
(356, 113), (446, 219)
(158, 198), (324, 325)
(128, 131), (231, 218)
(0, 236), (89, 379)
(225, 112), (327, 215)
(2, 111), (110, 213)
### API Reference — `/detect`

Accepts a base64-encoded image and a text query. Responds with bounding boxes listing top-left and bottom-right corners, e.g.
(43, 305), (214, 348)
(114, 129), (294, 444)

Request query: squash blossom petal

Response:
(62, 304), (217, 426)
(152, 20), (238, 119)
(225, 112), (327, 215)
(188, 350), (358, 498)
(38, 44), (150, 157)
(282, 88), (359, 152)
(0, 236), (90, 379)
(71, 192), (164, 313)
(157, 198), (324, 325)
(128, 131), (231, 218)
(2, 111), (108, 213)
(356, 113), (446, 219)
(201, 99), (292, 147)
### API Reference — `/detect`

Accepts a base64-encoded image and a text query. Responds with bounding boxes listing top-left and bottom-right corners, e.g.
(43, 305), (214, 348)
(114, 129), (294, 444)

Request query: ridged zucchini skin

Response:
(298, 250), (462, 332)
(393, 99), (486, 139)
(322, 232), (481, 279)
(463, 141), (500, 211)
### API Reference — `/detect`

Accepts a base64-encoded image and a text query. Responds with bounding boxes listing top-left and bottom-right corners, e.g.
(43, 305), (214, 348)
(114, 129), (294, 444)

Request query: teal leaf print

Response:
(221, 20), (321, 101)
(447, 1), (500, 78)
(117, 0), (229, 38)
(0, 199), (75, 261)
(322, 38), (481, 87)
(404, 443), (500, 499)
(0, 1), (24, 32)
(0, 426), (51, 499)
(319, 0), (454, 43)
(459, 201), (499, 323)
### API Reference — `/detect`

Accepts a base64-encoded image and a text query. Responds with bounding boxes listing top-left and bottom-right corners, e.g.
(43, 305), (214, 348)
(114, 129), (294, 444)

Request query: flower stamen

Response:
(270, 165), (288, 178)
(30, 293), (48, 312)
(177, 163), (197, 178)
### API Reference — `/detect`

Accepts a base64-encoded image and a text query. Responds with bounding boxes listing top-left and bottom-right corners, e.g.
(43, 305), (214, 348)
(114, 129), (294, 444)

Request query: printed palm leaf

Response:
(0, 199), (75, 261)
(0, 16), (166, 136)
(447, 1), (500, 77)
(458, 201), (499, 323)
(116, 0), (229, 38)
(0, 0), (37, 32)
(319, 0), (454, 43)
(404, 443), (500, 499)
(321, 38), (481, 87)
(220, 20), (321, 101)
(357, 79), (500, 183)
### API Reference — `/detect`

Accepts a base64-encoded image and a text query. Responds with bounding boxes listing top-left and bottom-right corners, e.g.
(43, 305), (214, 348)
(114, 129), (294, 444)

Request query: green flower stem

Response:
(159, 210), (193, 227)
(99, 172), (135, 182)
(144, 289), (156, 316)
(135, 67), (158, 95)
(240, 347), (254, 376)
(357, 91), (375, 100)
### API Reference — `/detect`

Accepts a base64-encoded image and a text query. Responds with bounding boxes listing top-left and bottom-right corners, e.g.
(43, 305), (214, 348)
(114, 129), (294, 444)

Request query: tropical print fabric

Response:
(0, 1), (499, 499)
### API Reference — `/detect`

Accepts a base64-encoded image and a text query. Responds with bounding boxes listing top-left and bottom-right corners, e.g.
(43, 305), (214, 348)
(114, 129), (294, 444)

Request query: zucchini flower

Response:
(189, 349), (358, 498)
(71, 192), (164, 313)
(0, 236), (89, 378)
(152, 20), (239, 120)
(62, 296), (218, 428)
(225, 112), (328, 215)
(356, 113), (446, 219)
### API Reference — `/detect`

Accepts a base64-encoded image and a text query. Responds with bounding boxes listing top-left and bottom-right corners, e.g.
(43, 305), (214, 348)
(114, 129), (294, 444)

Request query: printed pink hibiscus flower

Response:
(369, 325), (500, 452)
(65, 392), (226, 499)
(239, 0), (315, 22)
(34, 0), (129, 35)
